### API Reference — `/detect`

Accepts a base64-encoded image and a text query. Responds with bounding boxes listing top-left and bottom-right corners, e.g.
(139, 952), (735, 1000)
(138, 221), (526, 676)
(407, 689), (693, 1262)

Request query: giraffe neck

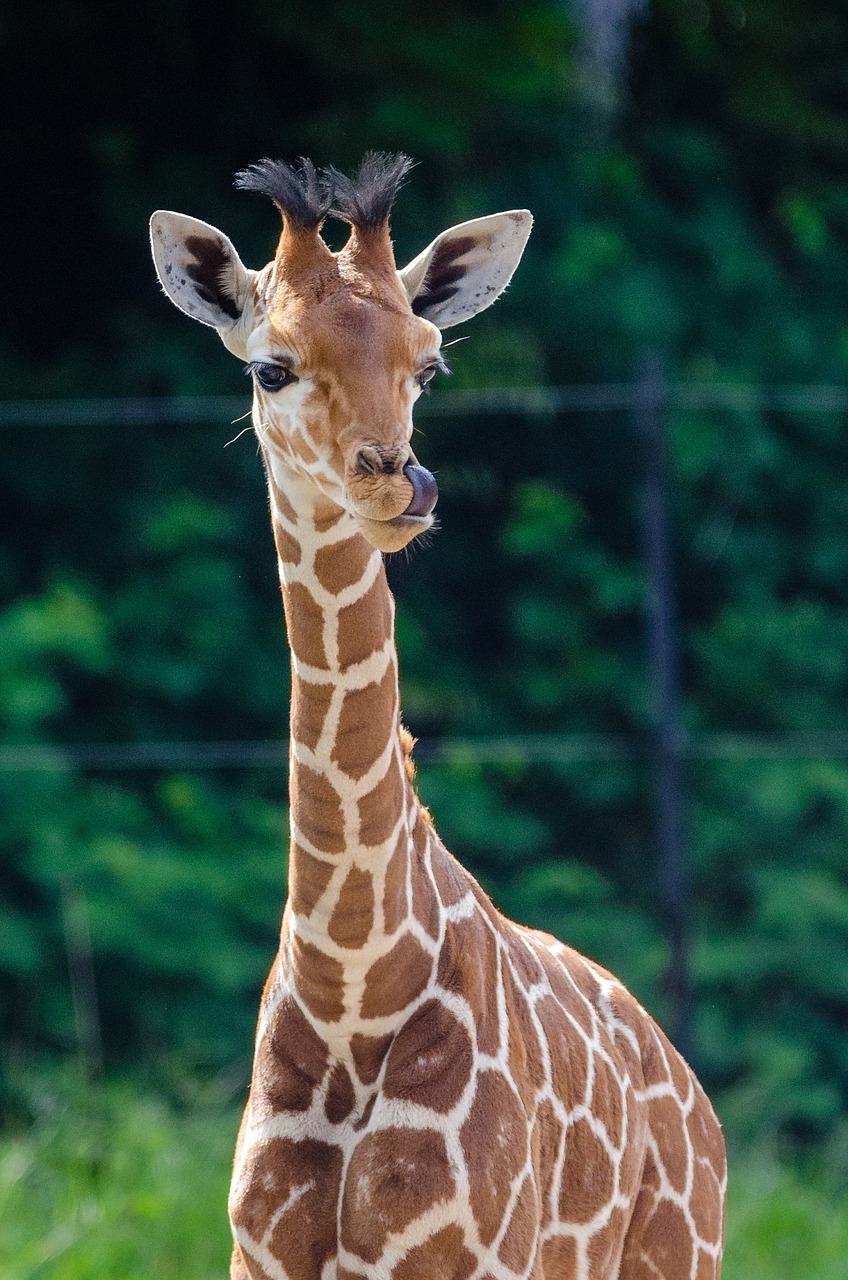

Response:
(264, 456), (433, 1039)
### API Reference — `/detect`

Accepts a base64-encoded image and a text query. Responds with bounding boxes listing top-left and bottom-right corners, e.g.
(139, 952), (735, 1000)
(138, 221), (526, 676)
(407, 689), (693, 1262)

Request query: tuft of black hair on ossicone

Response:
(326, 152), (415, 232)
(234, 157), (333, 232)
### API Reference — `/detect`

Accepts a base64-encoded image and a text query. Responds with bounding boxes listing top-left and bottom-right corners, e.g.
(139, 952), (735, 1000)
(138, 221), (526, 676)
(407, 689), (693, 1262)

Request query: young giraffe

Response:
(150, 155), (726, 1280)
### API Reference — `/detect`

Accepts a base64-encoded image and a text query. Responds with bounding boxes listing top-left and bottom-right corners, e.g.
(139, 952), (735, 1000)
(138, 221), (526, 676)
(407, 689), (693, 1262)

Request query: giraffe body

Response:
(150, 155), (726, 1280)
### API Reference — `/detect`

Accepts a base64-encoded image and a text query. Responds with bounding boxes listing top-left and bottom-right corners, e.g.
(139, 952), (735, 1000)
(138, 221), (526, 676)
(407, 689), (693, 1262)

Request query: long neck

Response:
(264, 456), (436, 1037)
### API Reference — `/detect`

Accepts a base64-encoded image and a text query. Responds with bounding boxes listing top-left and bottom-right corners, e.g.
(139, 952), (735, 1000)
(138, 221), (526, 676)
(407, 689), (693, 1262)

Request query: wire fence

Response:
(4, 379), (848, 429)
(2, 378), (848, 776)
(4, 731), (848, 773)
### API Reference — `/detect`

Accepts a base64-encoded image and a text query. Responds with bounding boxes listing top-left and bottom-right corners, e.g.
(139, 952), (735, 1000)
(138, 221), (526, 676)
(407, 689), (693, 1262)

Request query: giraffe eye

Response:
(416, 357), (450, 394)
(246, 362), (298, 392)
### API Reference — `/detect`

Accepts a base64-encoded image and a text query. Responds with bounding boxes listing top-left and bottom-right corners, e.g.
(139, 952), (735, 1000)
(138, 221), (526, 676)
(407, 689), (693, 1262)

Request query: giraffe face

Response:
(243, 257), (444, 552)
(150, 157), (532, 551)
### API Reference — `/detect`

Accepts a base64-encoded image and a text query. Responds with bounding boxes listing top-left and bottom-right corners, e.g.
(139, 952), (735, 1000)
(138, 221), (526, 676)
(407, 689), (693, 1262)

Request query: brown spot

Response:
(587, 1204), (629, 1275)
(272, 484), (298, 525)
(328, 866), (375, 949)
(497, 1176), (539, 1272)
(394, 1225), (476, 1280)
(591, 1055), (626, 1149)
(641, 1027), (670, 1089)
(690, 1153), (723, 1243)
(275, 525), (301, 566)
(358, 761), (405, 846)
(229, 1137), (343, 1280)
(290, 764), (345, 853)
(533, 1100), (563, 1229)
(541, 1233), (578, 1276)
(505, 965), (546, 1097)
(314, 535), (374, 594)
(292, 433), (319, 464)
(431, 846), (471, 907)
(558, 1116), (615, 1224)
(438, 916), (501, 1056)
(341, 1128), (454, 1264)
(382, 832), (409, 934)
(291, 681), (333, 754)
(337, 1271), (366, 1280)
(324, 1062), (355, 1123)
(332, 666), (395, 781)
(337, 573), (392, 671)
(640, 1200), (694, 1278)
(605, 988), (645, 1081)
(410, 823), (440, 940)
(505, 930), (545, 988)
(537, 993), (590, 1109)
(350, 1033), (392, 1085)
(695, 1248), (721, 1280)
(289, 844), (335, 917)
(283, 581), (328, 669)
(384, 998), (474, 1113)
(544, 953), (597, 1037)
(689, 1089), (727, 1179)
(251, 998), (329, 1117)
(291, 934), (345, 1021)
(360, 933), (432, 1018)
(314, 504), (345, 533)
(461, 1070), (527, 1246)
(648, 1094), (689, 1195)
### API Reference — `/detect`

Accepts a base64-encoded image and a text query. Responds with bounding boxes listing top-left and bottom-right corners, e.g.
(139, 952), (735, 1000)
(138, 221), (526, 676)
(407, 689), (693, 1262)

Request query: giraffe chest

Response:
(227, 987), (649, 1280)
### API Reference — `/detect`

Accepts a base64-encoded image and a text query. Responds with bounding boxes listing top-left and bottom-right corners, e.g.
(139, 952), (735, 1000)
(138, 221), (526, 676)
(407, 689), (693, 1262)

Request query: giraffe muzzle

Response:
(402, 464), (438, 518)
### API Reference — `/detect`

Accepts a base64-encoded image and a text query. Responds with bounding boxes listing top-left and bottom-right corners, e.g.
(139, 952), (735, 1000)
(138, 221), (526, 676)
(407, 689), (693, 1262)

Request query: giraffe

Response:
(150, 154), (726, 1280)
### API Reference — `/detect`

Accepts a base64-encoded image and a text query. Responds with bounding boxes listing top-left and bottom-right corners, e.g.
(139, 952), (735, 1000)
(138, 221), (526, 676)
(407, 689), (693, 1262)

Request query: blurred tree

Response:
(1, 0), (848, 1142)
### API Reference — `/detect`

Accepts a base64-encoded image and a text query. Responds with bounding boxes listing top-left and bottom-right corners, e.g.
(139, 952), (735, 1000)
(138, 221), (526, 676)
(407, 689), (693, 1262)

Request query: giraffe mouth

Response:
(355, 510), (434, 551)
(350, 463), (438, 550)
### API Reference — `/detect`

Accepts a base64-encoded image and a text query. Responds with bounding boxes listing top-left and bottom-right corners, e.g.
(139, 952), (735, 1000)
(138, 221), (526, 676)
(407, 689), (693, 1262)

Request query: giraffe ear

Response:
(149, 211), (254, 340)
(398, 210), (532, 329)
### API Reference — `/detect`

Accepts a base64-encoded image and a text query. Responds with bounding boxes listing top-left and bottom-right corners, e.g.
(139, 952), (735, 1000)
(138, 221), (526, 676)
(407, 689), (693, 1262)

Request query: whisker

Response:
(441, 335), (469, 348)
(224, 424), (255, 447)
(230, 409), (253, 424)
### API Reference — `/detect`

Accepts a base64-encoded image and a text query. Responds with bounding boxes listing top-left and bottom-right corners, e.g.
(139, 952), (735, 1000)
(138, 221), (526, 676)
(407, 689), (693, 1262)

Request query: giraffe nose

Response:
(403, 464), (438, 517)
(354, 445), (406, 477)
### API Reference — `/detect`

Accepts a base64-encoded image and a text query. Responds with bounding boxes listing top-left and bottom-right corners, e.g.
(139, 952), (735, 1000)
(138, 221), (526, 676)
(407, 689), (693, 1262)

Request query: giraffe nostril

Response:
(354, 446), (383, 476)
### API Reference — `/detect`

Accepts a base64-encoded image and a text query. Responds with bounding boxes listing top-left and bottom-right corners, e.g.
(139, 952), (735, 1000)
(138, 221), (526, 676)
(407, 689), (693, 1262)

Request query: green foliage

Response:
(2, 0), (848, 1146)
(0, 1077), (236, 1279)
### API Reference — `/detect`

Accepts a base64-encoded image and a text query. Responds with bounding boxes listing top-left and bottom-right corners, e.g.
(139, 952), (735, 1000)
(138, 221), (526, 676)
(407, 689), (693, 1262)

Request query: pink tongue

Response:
(403, 464), (438, 517)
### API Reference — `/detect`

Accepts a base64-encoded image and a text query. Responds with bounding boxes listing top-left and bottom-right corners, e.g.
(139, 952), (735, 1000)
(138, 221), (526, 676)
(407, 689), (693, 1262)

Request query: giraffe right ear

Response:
(149, 211), (254, 341)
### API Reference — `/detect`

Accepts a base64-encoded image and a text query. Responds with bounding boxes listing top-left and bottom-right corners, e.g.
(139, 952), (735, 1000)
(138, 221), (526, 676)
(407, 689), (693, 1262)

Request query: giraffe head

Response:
(150, 155), (532, 551)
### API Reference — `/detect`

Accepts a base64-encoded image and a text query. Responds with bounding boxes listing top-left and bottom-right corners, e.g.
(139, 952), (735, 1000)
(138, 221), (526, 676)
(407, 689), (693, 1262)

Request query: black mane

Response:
(234, 157), (332, 232)
(235, 152), (413, 235)
(327, 151), (414, 231)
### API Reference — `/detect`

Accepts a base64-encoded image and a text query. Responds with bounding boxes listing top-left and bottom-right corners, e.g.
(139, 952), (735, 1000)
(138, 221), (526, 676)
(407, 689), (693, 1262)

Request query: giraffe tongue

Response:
(403, 464), (438, 517)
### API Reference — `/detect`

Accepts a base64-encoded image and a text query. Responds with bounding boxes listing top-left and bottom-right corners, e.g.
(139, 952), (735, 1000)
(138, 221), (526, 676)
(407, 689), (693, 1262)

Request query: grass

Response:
(0, 1074), (846, 1279)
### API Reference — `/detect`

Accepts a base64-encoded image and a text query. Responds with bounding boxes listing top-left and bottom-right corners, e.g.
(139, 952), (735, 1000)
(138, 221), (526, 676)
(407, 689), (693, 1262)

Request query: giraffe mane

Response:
(399, 725), (433, 828)
(234, 156), (333, 232)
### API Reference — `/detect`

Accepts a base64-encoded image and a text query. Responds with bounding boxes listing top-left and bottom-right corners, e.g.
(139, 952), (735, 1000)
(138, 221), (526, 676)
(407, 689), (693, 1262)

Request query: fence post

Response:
(61, 878), (103, 1080)
(634, 352), (693, 1061)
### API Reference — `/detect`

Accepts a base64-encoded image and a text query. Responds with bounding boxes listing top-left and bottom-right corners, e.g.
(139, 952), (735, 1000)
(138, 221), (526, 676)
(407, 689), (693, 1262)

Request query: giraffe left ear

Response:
(399, 210), (532, 329)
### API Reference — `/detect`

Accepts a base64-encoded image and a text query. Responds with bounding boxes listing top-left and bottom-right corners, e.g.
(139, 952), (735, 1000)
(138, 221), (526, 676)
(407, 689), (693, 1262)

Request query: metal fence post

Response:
(635, 352), (693, 1061)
